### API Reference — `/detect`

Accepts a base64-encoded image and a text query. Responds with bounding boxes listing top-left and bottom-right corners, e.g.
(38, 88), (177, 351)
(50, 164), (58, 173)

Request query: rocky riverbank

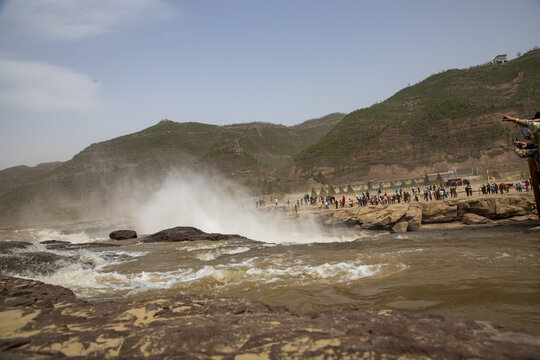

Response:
(305, 193), (538, 232)
(1, 275), (539, 359)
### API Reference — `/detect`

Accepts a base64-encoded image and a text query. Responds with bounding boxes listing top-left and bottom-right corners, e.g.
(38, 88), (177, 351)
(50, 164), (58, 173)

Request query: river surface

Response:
(1, 220), (539, 334)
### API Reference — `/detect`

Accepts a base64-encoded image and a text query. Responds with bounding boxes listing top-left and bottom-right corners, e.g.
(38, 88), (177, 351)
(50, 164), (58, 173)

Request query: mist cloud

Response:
(132, 168), (357, 244)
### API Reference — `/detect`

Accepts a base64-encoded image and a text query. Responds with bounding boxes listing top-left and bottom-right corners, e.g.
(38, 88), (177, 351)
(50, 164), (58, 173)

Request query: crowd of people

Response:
(256, 178), (532, 215)
(253, 112), (539, 216)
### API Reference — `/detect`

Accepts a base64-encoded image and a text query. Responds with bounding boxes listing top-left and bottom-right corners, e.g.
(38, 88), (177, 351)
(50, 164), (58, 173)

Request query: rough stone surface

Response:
(42, 242), (120, 251)
(392, 221), (409, 233)
(39, 240), (70, 245)
(422, 201), (458, 223)
(139, 226), (247, 243)
(109, 230), (137, 240)
(457, 199), (490, 218)
(462, 213), (490, 225)
(405, 203), (423, 231)
(357, 205), (407, 230)
(0, 252), (78, 276)
(316, 194), (536, 231)
(0, 241), (31, 253)
(0, 276), (539, 359)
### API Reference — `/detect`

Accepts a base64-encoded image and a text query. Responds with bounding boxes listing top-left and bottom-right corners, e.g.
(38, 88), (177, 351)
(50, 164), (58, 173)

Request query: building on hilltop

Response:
(491, 54), (508, 64)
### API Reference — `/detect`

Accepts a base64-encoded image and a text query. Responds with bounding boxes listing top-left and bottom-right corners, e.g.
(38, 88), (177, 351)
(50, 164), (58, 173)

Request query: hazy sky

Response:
(0, 0), (539, 170)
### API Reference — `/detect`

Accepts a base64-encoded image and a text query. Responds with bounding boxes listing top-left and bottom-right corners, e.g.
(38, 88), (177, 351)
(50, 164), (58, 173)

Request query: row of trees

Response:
(309, 173), (447, 198)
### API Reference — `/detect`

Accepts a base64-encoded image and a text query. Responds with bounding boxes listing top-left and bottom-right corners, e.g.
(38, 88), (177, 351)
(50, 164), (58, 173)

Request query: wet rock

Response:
(139, 226), (246, 243)
(1, 275), (539, 359)
(39, 240), (71, 245)
(0, 241), (32, 253)
(109, 230), (137, 240)
(43, 242), (120, 250)
(0, 252), (77, 275)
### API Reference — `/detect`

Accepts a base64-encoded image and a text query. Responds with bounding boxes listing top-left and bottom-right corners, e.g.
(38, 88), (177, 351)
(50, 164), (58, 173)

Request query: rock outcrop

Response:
(0, 241), (31, 253)
(139, 226), (247, 243)
(1, 275), (539, 359)
(320, 193), (536, 232)
(109, 230), (137, 240)
(462, 213), (490, 225)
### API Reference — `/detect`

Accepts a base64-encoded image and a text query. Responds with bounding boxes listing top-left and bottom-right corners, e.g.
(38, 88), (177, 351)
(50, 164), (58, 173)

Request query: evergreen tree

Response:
(314, 171), (327, 184)
(347, 183), (354, 193)
(328, 185), (335, 195)
(311, 187), (317, 198)
(320, 187), (327, 196)
(424, 174), (430, 186)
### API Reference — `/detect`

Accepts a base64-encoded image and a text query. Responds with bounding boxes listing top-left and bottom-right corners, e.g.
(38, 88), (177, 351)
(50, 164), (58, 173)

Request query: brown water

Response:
(1, 222), (539, 333)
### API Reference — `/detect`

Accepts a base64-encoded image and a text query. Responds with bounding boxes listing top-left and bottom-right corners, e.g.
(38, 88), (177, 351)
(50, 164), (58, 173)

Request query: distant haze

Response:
(0, 0), (539, 170)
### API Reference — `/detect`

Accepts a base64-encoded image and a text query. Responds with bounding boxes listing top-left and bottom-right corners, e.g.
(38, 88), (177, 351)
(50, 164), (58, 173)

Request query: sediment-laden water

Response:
(1, 221), (538, 334)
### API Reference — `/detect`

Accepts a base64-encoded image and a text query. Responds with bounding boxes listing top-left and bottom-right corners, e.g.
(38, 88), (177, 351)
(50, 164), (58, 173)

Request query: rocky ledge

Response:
(138, 226), (247, 243)
(319, 193), (538, 232)
(1, 276), (539, 359)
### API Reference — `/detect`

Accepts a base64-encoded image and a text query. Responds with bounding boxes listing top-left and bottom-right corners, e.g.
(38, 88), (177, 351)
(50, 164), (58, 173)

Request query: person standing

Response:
(502, 112), (540, 219)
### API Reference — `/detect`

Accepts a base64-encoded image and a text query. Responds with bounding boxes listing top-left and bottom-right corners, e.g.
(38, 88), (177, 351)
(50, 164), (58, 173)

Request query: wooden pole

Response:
(527, 158), (540, 220)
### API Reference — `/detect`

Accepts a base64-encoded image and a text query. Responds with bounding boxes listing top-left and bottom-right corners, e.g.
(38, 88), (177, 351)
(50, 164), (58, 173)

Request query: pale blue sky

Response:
(0, 0), (539, 170)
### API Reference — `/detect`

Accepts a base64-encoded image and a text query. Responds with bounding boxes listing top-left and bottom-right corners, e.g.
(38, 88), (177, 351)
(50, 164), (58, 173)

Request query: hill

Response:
(294, 49), (540, 183)
(0, 114), (344, 225)
(0, 162), (63, 195)
(1, 50), (540, 226)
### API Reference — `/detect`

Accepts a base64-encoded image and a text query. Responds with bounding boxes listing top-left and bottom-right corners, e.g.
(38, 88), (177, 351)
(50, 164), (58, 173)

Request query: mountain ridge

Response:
(1, 50), (539, 225)
(294, 49), (540, 183)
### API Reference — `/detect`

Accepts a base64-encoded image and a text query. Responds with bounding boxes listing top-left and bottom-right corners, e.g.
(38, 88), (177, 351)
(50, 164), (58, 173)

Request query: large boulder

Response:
(457, 199), (489, 218)
(422, 201), (458, 223)
(457, 195), (534, 220)
(492, 197), (533, 219)
(462, 213), (490, 225)
(1, 275), (539, 359)
(109, 230), (137, 240)
(139, 226), (246, 243)
(324, 207), (360, 226)
(405, 203), (423, 231)
(357, 204), (408, 230)
(392, 221), (409, 233)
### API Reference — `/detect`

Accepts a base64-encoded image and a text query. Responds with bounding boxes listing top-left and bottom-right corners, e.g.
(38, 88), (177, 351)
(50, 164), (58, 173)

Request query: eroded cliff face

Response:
(305, 113), (519, 184)
(1, 275), (539, 359)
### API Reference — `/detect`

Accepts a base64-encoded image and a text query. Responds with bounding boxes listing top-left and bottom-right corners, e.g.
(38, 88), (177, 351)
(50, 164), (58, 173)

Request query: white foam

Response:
(32, 229), (104, 243)
(190, 246), (252, 261)
(244, 260), (381, 283)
